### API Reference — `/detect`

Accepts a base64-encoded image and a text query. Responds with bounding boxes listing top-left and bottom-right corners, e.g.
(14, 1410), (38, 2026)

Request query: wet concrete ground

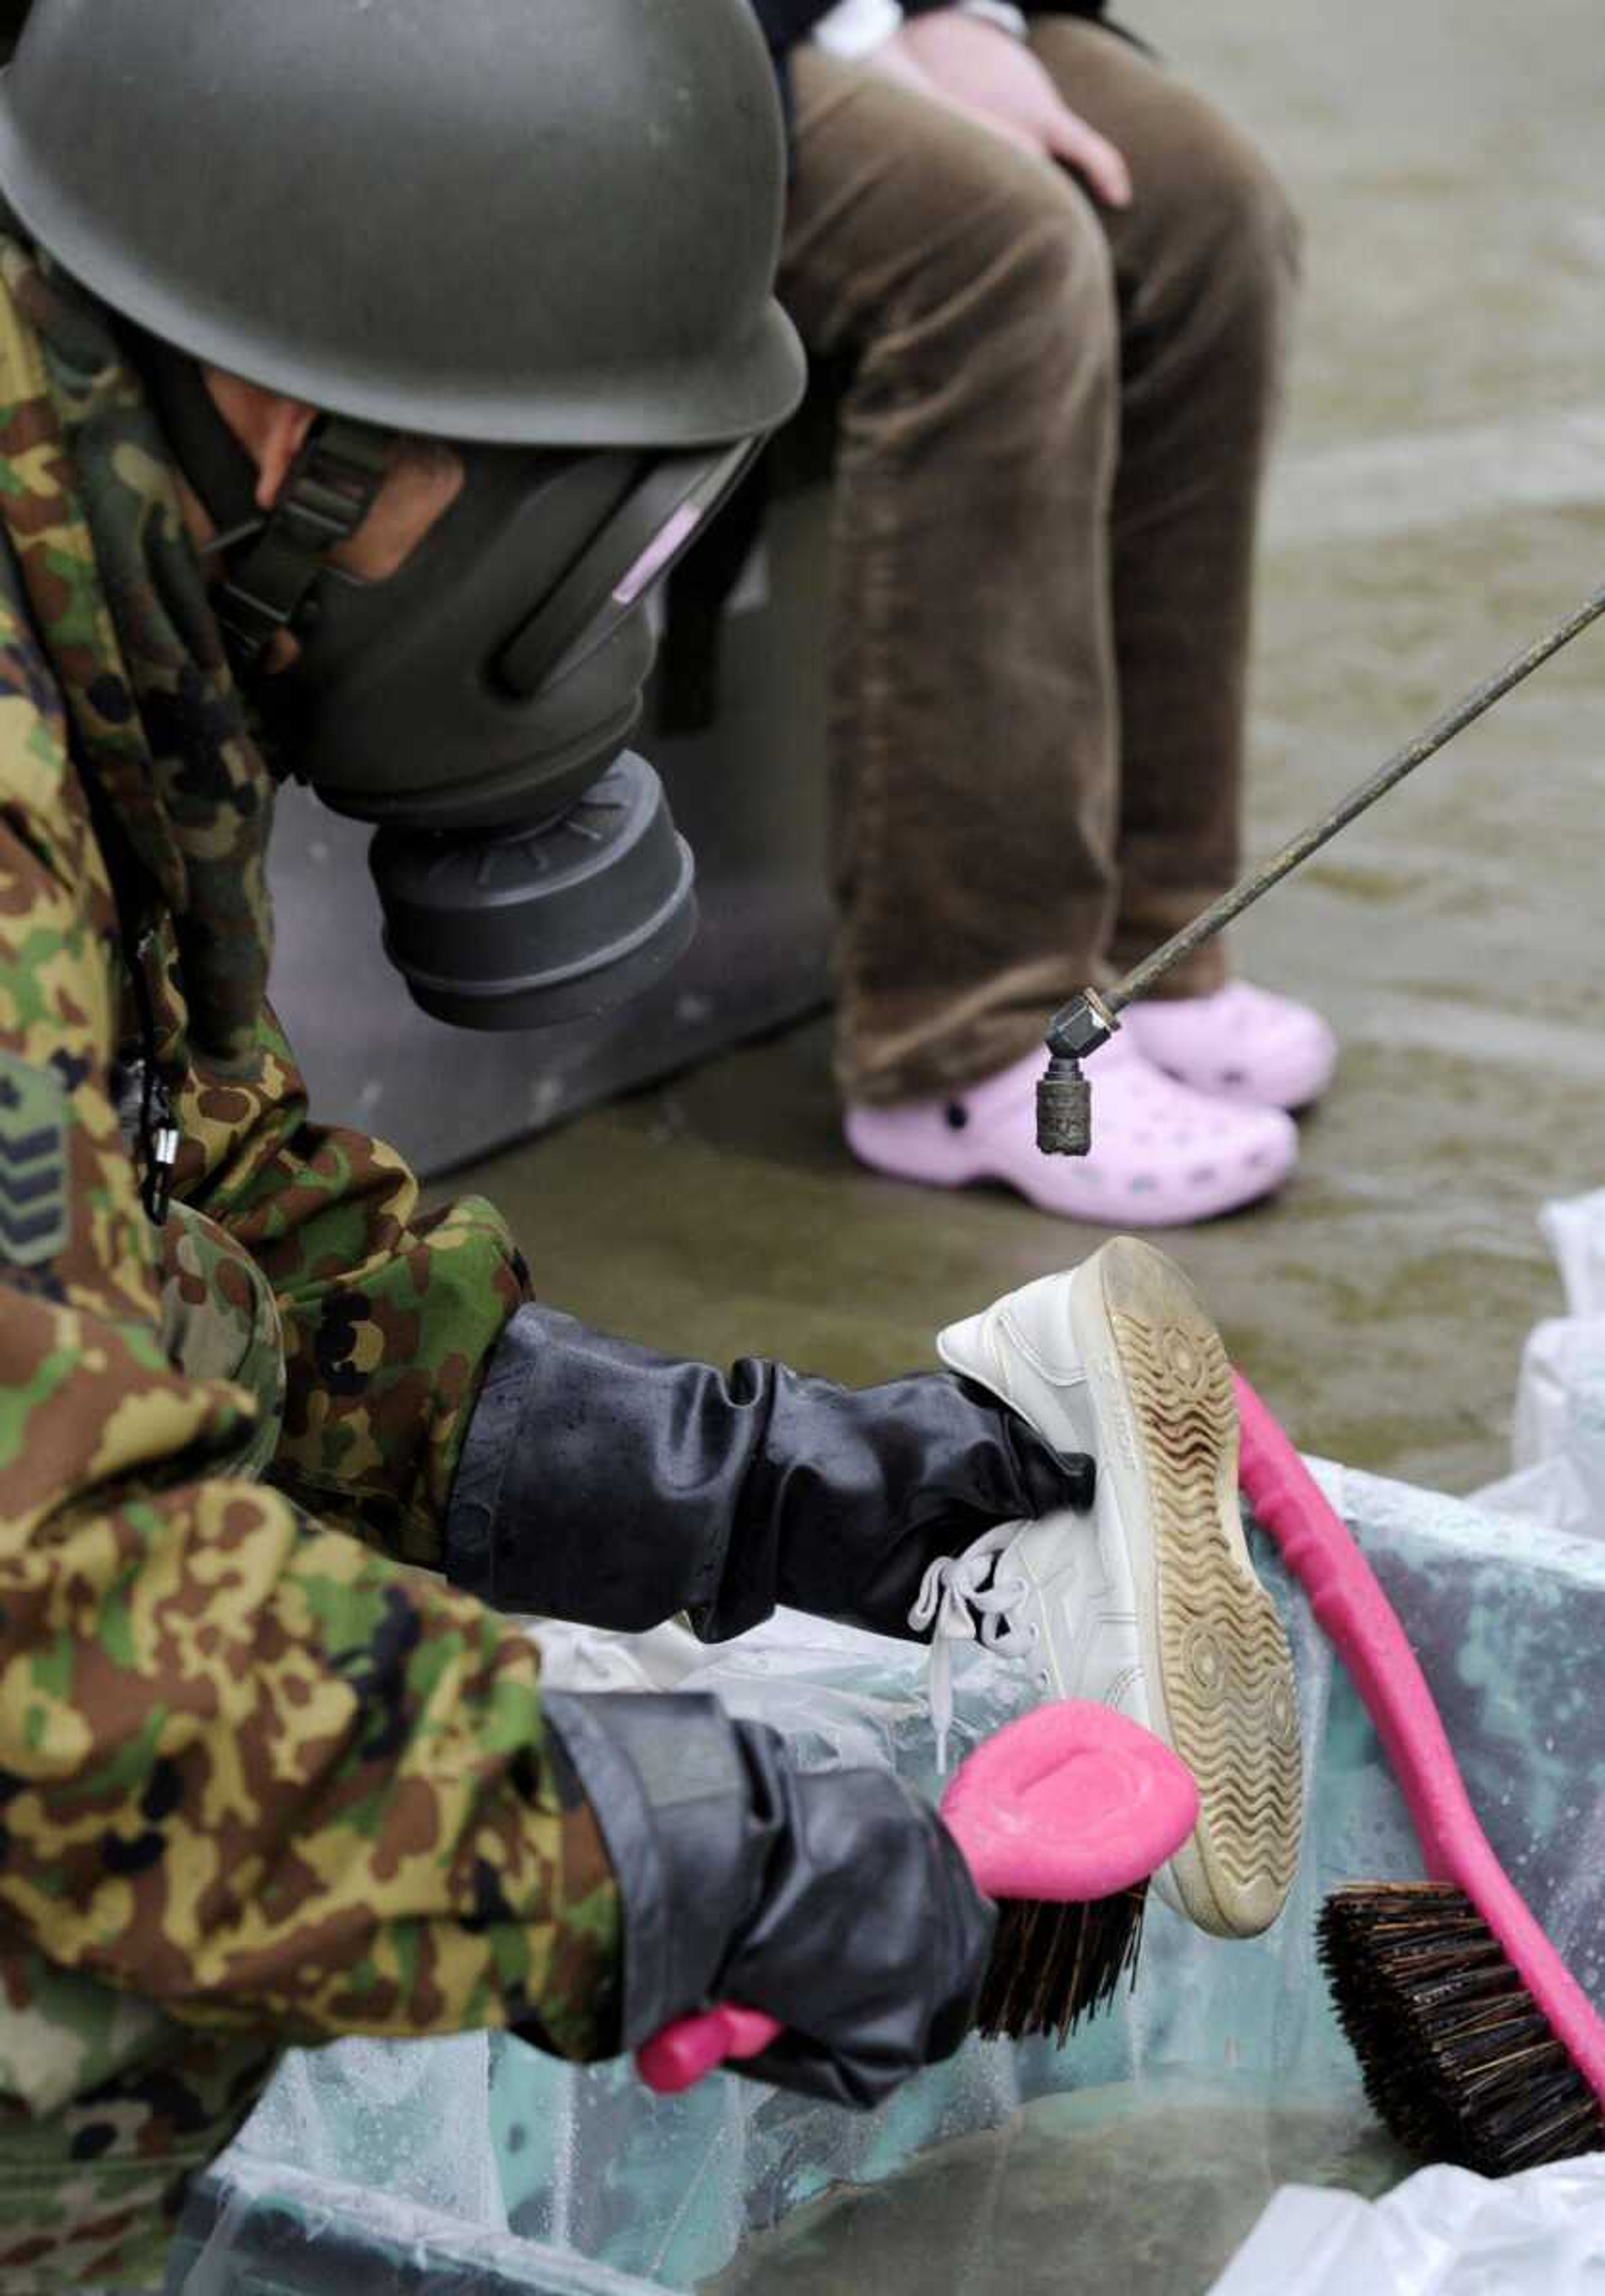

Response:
(442, 1), (1603, 2289)
(459, 0), (1605, 1504)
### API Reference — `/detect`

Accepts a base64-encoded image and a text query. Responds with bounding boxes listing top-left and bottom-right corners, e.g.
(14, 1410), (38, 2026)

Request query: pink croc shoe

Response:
(1122, 981), (1337, 1112)
(843, 1033), (1296, 1227)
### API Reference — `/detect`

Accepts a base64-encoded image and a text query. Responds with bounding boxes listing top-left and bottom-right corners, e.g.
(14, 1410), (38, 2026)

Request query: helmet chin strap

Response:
(210, 416), (390, 668)
(129, 324), (389, 672)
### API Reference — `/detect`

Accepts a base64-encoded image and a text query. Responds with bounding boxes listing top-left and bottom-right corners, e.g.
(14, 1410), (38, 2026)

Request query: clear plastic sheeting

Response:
(1208, 2155), (1605, 2296)
(233, 2034), (507, 2233)
(172, 2151), (669, 2296)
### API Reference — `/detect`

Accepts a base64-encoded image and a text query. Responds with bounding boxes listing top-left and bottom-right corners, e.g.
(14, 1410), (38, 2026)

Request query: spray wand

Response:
(1037, 578), (1605, 1158)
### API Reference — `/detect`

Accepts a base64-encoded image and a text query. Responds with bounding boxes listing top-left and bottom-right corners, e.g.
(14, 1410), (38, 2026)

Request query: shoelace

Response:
(908, 1523), (1039, 1771)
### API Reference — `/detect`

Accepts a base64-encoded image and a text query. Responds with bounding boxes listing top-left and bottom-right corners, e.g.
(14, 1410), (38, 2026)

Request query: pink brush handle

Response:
(1235, 1372), (1605, 2102)
(639, 2005), (783, 2093)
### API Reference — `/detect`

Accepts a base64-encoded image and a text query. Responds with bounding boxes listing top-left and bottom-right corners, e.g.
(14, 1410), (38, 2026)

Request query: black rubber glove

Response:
(446, 1305), (1093, 1640)
(545, 1689), (994, 2109)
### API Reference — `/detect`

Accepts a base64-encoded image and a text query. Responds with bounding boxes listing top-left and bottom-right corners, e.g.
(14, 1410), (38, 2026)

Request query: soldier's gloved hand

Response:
(448, 1306), (1095, 1640)
(544, 1690), (995, 2110)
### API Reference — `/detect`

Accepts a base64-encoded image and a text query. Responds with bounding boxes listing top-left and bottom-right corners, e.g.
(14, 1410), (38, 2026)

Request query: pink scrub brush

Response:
(1236, 1372), (1605, 2174)
(637, 1699), (1200, 2095)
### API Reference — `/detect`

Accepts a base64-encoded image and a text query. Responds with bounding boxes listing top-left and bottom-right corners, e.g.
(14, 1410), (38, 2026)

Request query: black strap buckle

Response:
(143, 1096), (183, 1227)
(213, 416), (391, 666)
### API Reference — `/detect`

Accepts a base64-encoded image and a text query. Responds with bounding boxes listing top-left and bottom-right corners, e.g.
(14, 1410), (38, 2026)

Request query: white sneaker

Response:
(919, 1237), (1303, 1938)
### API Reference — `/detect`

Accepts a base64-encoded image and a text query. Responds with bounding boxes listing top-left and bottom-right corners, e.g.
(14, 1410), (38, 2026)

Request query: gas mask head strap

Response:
(210, 416), (392, 668)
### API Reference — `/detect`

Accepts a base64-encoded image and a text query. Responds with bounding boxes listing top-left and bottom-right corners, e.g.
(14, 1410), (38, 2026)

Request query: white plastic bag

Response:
(1208, 2156), (1605, 2295)
(1543, 1189), (1605, 1318)
(1475, 1187), (1605, 1532)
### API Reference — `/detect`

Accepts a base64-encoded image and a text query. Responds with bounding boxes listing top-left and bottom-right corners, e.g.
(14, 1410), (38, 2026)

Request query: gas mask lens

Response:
(496, 438), (758, 694)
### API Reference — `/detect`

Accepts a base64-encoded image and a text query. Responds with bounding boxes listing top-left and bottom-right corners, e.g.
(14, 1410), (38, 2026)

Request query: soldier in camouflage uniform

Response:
(0, 223), (630, 2280)
(0, 1), (1150, 2285)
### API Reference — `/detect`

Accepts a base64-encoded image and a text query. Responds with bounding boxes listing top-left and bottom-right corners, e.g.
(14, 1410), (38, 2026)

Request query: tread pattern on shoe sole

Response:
(1102, 1243), (1303, 1939)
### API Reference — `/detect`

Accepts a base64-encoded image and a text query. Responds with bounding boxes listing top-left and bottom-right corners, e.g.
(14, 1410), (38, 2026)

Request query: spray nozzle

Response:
(1033, 576), (1605, 1165)
(1037, 989), (1118, 1156)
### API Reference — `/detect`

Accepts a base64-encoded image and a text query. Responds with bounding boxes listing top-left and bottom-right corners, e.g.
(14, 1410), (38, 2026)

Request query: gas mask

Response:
(144, 337), (757, 1029)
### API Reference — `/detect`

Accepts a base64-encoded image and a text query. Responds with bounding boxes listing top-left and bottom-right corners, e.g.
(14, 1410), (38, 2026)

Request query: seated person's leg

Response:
(781, 63), (1118, 1124)
(1031, 16), (1337, 1114)
(782, 46), (1300, 1225)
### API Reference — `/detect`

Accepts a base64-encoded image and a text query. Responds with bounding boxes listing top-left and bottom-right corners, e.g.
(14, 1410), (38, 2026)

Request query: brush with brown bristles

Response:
(636, 1699), (1197, 2093)
(1236, 1373), (1605, 2175)
(973, 1873), (1152, 2046)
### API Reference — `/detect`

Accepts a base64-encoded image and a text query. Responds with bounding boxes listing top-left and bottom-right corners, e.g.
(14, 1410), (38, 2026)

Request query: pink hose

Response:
(1234, 1372), (1605, 2107)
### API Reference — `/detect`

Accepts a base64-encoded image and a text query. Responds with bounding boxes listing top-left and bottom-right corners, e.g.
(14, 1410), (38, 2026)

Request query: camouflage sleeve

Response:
(153, 962), (529, 1569)
(0, 654), (622, 2060)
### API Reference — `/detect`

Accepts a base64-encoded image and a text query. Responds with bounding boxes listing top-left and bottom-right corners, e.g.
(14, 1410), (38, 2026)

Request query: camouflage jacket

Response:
(0, 246), (620, 2285)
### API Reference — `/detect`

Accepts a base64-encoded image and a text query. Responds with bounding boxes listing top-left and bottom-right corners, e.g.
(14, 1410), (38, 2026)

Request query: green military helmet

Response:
(0, 0), (803, 448)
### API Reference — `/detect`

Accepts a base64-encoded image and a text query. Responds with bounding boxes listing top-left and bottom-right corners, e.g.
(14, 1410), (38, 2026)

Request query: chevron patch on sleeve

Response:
(0, 1050), (70, 1268)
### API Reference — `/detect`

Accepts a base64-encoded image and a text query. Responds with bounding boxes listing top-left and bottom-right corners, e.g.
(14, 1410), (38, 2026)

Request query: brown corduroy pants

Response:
(779, 18), (1300, 1106)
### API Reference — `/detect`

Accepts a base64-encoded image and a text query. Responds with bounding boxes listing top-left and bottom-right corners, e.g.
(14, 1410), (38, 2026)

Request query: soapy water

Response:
(710, 2081), (1408, 2296)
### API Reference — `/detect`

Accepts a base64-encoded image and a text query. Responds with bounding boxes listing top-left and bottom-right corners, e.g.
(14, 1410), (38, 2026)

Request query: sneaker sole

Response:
(1068, 1238), (1303, 1937)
